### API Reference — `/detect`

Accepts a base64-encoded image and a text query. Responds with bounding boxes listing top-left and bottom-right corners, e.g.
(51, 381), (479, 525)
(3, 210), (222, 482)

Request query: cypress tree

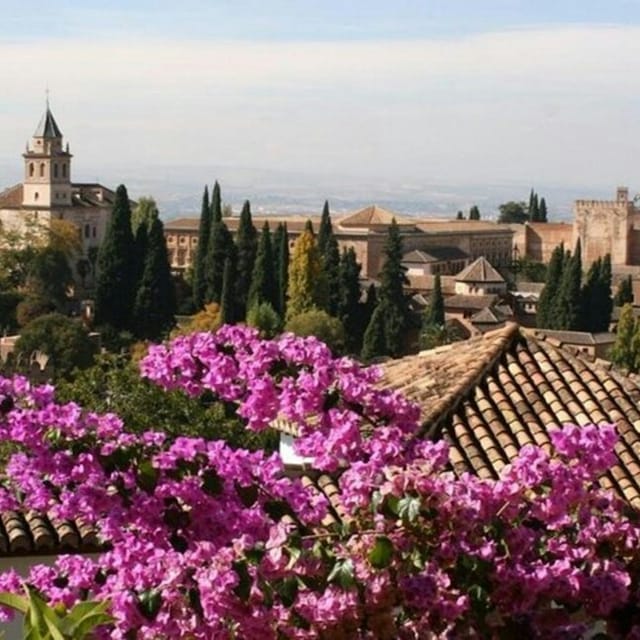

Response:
(324, 238), (341, 316)
(131, 216), (176, 340)
(211, 181), (222, 224)
(337, 247), (362, 352)
(528, 189), (536, 222)
(235, 200), (258, 319)
(537, 243), (564, 329)
(132, 221), (149, 295)
(248, 222), (277, 311)
(192, 186), (211, 309)
(362, 219), (409, 358)
(424, 274), (445, 327)
(286, 222), (325, 320)
(615, 275), (634, 307)
(318, 200), (332, 256)
(469, 205), (480, 220)
(456, 211), (464, 220)
(595, 254), (613, 332)
(580, 257), (602, 332)
(553, 241), (582, 330)
(220, 257), (237, 325)
(273, 223), (289, 318)
(539, 197), (548, 223)
(95, 184), (136, 331)
(361, 305), (386, 361)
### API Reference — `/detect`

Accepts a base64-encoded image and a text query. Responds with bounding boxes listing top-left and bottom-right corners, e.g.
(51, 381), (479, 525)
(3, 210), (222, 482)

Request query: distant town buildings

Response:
(165, 204), (514, 280)
(0, 105), (122, 259)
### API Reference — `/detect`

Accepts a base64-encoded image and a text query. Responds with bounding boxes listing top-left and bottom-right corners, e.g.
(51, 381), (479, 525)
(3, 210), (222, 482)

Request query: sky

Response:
(2, 1), (640, 213)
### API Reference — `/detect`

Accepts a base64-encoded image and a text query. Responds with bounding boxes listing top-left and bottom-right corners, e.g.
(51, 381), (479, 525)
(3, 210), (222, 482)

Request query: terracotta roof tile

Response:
(456, 256), (504, 284)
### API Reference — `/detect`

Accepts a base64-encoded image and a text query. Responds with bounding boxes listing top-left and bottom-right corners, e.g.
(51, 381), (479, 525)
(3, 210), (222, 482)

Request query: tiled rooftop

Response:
(456, 256), (504, 283)
(379, 323), (640, 507)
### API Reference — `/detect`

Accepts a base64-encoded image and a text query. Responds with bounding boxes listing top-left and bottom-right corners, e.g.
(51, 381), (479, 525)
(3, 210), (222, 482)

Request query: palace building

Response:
(0, 104), (121, 259)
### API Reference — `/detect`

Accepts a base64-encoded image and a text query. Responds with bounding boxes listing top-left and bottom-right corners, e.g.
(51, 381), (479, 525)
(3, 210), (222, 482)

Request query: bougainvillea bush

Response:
(0, 325), (639, 638)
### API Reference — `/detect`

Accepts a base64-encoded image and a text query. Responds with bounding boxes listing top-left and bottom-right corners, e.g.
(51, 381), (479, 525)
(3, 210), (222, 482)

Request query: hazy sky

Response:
(2, 1), (640, 192)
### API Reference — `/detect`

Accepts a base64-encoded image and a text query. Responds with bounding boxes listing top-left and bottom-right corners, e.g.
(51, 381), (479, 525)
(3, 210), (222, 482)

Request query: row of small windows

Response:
(28, 162), (67, 178)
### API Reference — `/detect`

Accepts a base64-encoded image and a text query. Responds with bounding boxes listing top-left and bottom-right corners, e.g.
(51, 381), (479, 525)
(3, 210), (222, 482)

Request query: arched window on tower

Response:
(39, 164), (45, 177)
(29, 163), (34, 177)
(54, 164), (58, 178)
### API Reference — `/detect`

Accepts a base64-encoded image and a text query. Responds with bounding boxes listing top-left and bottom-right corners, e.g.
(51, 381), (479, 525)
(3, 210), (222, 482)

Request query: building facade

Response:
(0, 105), (119, 267)
(165, 205), (514, 281)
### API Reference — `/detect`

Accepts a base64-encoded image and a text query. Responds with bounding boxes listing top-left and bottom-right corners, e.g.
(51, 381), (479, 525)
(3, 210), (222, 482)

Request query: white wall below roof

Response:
(280, 434), (314, 468)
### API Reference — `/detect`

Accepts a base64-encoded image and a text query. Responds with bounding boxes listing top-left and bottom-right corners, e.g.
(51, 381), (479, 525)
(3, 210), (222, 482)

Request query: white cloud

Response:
(1, 25), (639, 188)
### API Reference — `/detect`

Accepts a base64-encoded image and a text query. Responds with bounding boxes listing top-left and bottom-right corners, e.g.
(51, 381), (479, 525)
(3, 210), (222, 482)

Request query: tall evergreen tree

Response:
(132, 221), (149, 296)
(210, 181), (222, 224)
(318, 201), (332, 256)
(362, 219), (409, 358)
(235, 200), (258, 319)
(456, 211), (464, 220)
(204, 219), (234, 304)
(539, 197), (548, 223)
(553, 241), (582, 330)
(528, 190), (540, 222)
(615, 275), (634, 307)
(248, 223), (277, 311)
(95, 185), (136, 331)
(596, 254), (613, 331)
(273, 223), (289, 318)
(424, 274), (445, 327)
(131, 217), (176, 340)
(317, 203), (341, 316)
(469, 205), (480, 221)
(580, 257), (602, 332)
(337, 247), (362, 352)
(611, 303), (640, 372)
(286, 222), (325, 320)
(361, 305), (386, 361)
(192, 186), (211, 310)
(537, 243), (564, 329)
(220, 257), (237, 325)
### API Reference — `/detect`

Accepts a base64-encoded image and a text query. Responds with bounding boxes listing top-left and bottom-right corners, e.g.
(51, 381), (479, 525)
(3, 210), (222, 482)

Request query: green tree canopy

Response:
(235, 200), (258, 319)
(285, 309), (345, 354)
(537, 244), (564, 329)
(611, 304), (640, 372)
(615, 275), (634, 307)
(498, 201), (528, 224)
(468, 205), (480, 220)
(273, 223), (289, 318)
(248, 223), (277, 312)
(192, 185), (211, 310)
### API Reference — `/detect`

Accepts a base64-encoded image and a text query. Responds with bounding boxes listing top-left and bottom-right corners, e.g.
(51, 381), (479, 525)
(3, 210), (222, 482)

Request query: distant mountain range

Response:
(0, 159), (616, 222)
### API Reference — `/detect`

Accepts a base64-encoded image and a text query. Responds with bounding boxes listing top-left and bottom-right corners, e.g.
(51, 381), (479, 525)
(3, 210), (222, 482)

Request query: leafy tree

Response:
(498, 201), (528, 224)
(423, 274), (445, 328)
(49, 218), (82, 258)
(286, 221), (325, 320)
(273, 223), (289, 318)
(16, 313), (96, 380)
(248, 222), (277, 311)
(337, 248), (363, 352)
(131, 217), (176, 340)
(420, 322), (464, 351)
(246, 302), (281, 338)
(131, 197), (158, 235)
(235, 200), (258, 319)
(456, 211), (464, 220)
(514, 257), (547, 283)
(192, 186), (211, 310)
(220, 257), (237, 325)
(95, 185), (136, 331)
(537, 244), (564, 328)
(285, 309), (345, 353)
(26, 246), (73, 311)
(615, 275), (634, 307)
(611, 304), (640, 372)
(468, 205), (480, 220)
(174, 302), (222, 336)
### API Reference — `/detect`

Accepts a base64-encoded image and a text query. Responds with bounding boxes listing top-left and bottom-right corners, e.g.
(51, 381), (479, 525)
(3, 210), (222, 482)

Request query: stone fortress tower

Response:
(574, 187), (640, 268)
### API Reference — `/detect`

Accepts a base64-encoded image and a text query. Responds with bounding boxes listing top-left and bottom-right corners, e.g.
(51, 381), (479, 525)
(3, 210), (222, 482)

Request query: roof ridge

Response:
(419, 322), (520, 438)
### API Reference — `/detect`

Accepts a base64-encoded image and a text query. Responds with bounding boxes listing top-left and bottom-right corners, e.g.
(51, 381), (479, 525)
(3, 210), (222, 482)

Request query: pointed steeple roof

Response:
(34, 107), (62, 138)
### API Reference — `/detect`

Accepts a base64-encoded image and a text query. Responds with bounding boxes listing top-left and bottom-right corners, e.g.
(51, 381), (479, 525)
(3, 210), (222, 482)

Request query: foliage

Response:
(0, 329), (637, 637)
(26, 247), (73, 312)
(174, 303), (222, 335)
(131, 217), (176, 340)
(220, 257), (237, 325)
(423, 274), (445, 328)
(497, 201), (528, 224)
(468, 205), (480, 220)
(615, 275), (634, 307)
(0, 586), (112, 640)
(420, 321), (464, 351)
(285, 309), (345, 353)
(15, 296), (55, 328)
(192, 185), (211, 311)
(48, 218), (82, 258)
(0, 291), (22, 334)
(273, 222), (289, 318)
(537, 244), (564, 329)
(514, 256), (547, 283)
(131, 197), (158, 235)
(539, 196), (548, 222)
(456, 210), (464, 220)
(286, 223), (325, 320)
(611, 303), (640, 372)
(234, 200), (258, 319)
(204, 218), (235, 305)
(95, 185), (136, 331)
(337, 248), (363, 353)
(15, 313), (95, 380)
(246, 302), (281, 338)
(248, 222), (277, 312)
(552, 240), (582, 331)
(581, 254), (613, 332)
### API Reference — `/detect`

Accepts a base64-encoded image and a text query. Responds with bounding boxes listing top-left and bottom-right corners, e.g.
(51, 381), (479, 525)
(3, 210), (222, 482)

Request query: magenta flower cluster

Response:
(0, 325), (638, 638)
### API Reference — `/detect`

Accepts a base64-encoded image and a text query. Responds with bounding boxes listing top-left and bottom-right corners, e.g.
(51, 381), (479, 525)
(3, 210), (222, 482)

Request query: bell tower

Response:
(22, 101), (73, 208)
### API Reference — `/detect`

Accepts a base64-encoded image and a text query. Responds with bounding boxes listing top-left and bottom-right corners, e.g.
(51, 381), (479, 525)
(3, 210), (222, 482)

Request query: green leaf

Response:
(137, 589), (162, 620)
(327, 559), (355, 589)
(397, 496), (421, 523)
(136, 459), (158, 493)
(62, 600), (113, 639)
(0, 592), (29, 614)
(275, 577), (298, 607)
(202, 469), (224, 496)
(232, 560), (252, 602)
(368, 536), (394, 569)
